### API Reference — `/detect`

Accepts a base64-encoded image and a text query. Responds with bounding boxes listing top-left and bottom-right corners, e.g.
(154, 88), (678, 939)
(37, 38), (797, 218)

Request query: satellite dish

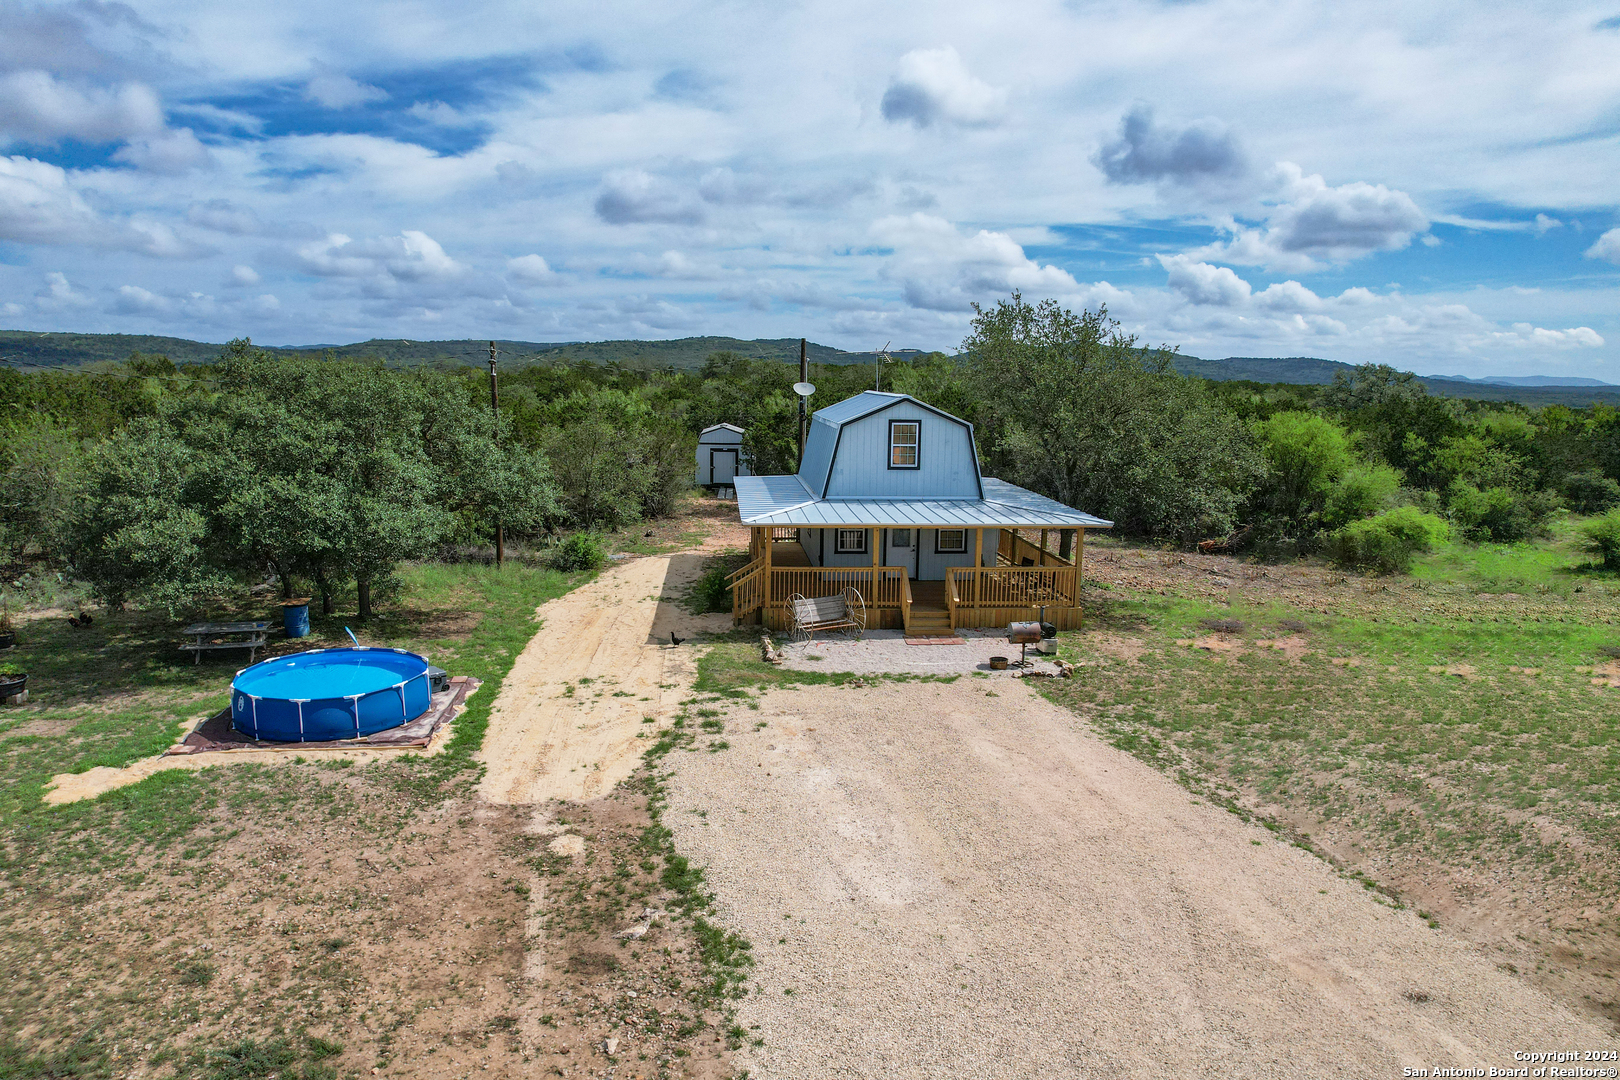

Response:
(793, 382), (816, 397)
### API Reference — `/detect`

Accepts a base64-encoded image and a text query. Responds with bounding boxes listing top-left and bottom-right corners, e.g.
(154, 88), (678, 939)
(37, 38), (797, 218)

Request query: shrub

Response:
(688, 564), (733, 614)
(1562, 468), (1620, 514)
(1446, 482), (1558, 542)
(1321, 463), (1403, 529)
(1328, 506), (1449, 574)
(1582, 511), (1620, 570)
(548, 532), (606, 573)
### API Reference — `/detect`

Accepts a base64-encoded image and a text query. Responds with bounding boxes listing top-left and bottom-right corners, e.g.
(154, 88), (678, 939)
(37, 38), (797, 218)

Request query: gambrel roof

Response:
(735, 390), (1113, 530)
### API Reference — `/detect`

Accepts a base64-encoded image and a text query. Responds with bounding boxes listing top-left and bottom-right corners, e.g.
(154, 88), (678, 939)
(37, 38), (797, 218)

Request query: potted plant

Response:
(0, 662), (25, 702)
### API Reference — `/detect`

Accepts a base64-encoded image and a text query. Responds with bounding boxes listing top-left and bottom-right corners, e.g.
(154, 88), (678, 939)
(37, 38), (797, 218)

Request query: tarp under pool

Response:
(231, 646), (433, 742)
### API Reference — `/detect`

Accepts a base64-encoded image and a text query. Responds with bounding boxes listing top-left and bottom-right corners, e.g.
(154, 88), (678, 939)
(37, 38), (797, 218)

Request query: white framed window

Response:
(835, 528), (868, 554)
(936, 529), (967, 553)
(890, 529), (912, 548)
(889, 420), (919, 469)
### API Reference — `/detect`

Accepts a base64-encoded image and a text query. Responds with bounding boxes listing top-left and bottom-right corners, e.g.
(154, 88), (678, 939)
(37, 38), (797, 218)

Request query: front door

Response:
(711, 448), (738, 484)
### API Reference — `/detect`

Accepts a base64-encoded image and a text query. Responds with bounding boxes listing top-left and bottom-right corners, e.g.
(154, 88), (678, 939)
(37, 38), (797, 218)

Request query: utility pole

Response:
(488, 341), (504, 568)
(798, 338), (808, 461)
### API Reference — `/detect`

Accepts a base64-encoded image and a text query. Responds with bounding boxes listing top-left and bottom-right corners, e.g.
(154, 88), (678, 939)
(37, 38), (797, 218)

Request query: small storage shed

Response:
(697, 423), (749, 492)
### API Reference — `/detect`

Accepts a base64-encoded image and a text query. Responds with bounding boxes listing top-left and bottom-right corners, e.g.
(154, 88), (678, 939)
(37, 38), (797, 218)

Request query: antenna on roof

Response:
(875, 341), (891, 392)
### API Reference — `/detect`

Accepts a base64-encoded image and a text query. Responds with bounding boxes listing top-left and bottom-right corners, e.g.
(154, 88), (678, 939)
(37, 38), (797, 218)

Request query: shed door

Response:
(711, 448), (738, 483)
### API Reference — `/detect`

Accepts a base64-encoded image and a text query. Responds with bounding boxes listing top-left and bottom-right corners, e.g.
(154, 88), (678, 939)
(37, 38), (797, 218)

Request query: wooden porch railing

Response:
(997, 529), (1074, 568)
(731, 561), (910, 627)
(729, 558), (768, 622)
(899, 573), (912, 633)
(948, 565), (1080, 611)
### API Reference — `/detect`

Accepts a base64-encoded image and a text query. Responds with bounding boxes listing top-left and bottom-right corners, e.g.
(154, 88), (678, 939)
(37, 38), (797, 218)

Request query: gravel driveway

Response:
(665, 678), (1612, 1078)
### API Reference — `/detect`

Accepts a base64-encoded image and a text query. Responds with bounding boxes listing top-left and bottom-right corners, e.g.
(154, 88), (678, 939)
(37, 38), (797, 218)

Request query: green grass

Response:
(1409, 512), (1617, 597)
(1044, 580), (1620, 916)
(0, 559), (586, 863)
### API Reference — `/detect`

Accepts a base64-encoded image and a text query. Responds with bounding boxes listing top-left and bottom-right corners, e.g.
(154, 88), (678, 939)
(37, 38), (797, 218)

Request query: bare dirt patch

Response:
(1255, 633), (1311, 659)
(664, 679), (1606, 1078)
(477, 554), (731, 805)
(4, 757), (738, 1079)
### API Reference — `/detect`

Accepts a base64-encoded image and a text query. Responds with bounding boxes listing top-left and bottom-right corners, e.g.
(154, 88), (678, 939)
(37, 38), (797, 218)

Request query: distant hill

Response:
(1172, 355), (1353, 385)
(5, 328), (1617, 406)
(1422, 373), (1614, 388)
(0, 331), (920, 372)
(1172, 354), (1620, 406)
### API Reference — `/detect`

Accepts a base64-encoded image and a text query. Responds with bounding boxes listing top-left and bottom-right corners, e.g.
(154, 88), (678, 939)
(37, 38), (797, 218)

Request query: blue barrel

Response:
(282, 601), (311, 639)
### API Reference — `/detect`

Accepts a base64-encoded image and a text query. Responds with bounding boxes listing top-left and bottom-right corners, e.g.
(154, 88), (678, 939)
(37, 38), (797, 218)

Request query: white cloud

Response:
(1193, 163), (1429, 272)
(112, 127), (211, 173)
(231, 264), (260, 285)
(189, 200), (263, 235)
(1158, 254), (1251, 307)
(0, 155), (206, 256)
(114, 283), (168, 313)
(1253, 280), (1324, 314)
(506, 253), (561, 285)
(304, 67), (388, 110)
(1585, 228), (1620, 264)
(35, 271), (90, 310)
(406, 101), (466, 126)
(1477, 323), (1604, 349)
(873, 213), (1078, 311)
(612, 249), (722, 280)
(0, 155), (102, 245)
(0, 70), (162, 144)
(297, 230), (465, 281)
(880, 47), (1007, 130)
(594, 169), (705, 225)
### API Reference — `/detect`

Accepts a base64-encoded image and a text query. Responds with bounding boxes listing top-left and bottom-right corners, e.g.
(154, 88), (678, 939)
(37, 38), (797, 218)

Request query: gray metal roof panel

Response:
(809, 390), (907, 426)
(734, 475), (815, 519)
(735, 477), (1113, 529)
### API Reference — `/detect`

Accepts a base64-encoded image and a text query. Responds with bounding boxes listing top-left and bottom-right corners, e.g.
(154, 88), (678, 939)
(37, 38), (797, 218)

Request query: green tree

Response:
(962, 293), (1263, 540)
(69, 419), (232, 611)
(1252, 411), (1354, 524)
(0, 416), (84, 559)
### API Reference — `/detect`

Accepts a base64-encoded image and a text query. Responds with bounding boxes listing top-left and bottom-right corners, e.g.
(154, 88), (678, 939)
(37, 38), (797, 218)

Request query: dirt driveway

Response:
(478, 553), (731, 805)
(665, 679), (1613, 1078)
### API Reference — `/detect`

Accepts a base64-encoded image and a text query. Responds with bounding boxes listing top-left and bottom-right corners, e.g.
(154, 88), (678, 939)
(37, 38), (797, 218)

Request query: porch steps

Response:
(905, 605), (953, 636)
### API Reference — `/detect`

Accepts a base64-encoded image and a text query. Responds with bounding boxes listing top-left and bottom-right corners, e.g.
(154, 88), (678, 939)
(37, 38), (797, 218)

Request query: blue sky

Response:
(1, 1), (1618, 378)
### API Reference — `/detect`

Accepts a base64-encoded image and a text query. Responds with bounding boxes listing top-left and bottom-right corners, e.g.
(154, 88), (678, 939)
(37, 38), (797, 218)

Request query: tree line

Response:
(8, 293), (1620, 615)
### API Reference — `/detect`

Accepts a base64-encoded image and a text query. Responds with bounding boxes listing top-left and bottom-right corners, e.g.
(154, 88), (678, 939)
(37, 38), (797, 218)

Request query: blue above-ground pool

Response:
(231, 646), (433, 742)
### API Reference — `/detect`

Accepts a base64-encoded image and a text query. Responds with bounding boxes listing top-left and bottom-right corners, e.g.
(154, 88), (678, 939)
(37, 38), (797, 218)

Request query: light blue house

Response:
(730, 391), (1112, 635)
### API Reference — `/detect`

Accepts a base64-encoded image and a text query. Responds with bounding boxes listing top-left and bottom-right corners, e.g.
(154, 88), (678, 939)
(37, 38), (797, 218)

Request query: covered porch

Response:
(729, 525), (1090, 634)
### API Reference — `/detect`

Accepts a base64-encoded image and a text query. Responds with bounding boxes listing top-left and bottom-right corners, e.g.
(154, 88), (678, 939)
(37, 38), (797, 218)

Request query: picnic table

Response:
(180, 621), (269, 665)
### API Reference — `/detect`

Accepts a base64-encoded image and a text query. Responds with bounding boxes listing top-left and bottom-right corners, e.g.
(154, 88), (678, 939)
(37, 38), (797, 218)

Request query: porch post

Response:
(871, 528), (880, 611)
(1039, 528), (1048, 567)
(763, 527), (773, 627)
(1076, 528), (1085, 600)
(975, 527), (984, 612)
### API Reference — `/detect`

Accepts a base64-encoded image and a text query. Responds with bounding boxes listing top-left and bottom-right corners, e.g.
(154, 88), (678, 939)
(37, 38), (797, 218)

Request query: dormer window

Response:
(889, 420), (919, 469)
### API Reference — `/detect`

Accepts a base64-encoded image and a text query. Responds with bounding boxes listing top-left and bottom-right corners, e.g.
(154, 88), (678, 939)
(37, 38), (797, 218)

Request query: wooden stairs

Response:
(905, 581), (954, 637)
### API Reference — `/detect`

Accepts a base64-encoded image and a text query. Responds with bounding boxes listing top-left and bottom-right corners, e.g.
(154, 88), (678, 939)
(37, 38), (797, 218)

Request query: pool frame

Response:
(230, 646), (434, 743)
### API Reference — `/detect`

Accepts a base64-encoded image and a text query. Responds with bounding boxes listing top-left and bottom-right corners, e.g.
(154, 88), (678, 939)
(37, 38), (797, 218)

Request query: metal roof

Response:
(733, 475), (1113, 529)
(698, 423), (744, 437)
(808, 390), (909, 426)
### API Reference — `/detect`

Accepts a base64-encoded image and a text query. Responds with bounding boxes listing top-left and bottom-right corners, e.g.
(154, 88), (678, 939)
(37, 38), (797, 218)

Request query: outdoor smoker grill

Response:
(1007, 621), (1042, 667)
